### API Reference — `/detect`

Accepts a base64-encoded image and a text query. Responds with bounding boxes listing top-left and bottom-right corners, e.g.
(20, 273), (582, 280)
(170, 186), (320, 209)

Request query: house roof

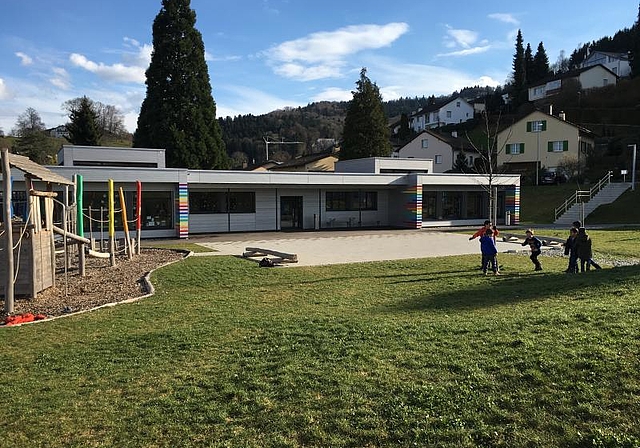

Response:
(529, 64), (619, 88)
(266, 151), (338, 171)
(586, 50), (629, 61)
(409, 97), (470, 117)
(405, 129), (476, 152)
(6, 152), (74, 185)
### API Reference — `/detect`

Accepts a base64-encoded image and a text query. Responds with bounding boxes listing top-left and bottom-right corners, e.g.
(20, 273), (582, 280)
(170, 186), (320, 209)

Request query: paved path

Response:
(192, 229), (522, 267)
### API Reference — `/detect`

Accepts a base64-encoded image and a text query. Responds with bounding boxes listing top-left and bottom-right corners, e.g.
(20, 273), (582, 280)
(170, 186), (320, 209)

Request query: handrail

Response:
(554, 171), (612, 221)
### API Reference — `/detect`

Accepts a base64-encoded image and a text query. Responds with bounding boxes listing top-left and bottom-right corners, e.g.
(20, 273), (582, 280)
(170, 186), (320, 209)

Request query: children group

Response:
(469, 220), (601, 275)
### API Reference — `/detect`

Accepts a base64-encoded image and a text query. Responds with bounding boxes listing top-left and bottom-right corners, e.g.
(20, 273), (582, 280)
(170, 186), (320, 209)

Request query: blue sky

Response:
(1, 1), (637, 134)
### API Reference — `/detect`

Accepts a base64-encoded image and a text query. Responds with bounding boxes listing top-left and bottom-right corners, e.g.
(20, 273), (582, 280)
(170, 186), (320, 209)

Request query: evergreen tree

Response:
(134, 0), (228, 169)
(511, 30), (527, 106)
(340, 68), (392, 160)
(632, 3), (640, 77)
(532, 42), (551, 82)
(66, 96), (102, 146)
(397, 113), (412, 143)
(524, 43), (534, 85)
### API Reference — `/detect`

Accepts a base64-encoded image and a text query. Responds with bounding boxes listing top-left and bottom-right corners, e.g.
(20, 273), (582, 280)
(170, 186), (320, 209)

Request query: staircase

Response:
(554, 173), (631, 225)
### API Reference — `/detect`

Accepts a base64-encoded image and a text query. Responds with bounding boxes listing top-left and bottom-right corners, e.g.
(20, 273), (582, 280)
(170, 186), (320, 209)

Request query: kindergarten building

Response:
(8, 145), (521, 239)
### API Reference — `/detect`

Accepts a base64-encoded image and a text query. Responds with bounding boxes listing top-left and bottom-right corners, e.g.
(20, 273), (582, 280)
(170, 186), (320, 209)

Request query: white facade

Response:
(397, 130), (476, 173)
(582, 51), (631, 78)
(528, 64), (618, 101)
(409, 97), (474, 132)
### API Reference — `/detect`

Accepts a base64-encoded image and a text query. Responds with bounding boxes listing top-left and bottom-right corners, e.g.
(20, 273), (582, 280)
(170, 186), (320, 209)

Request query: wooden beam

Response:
(243, 247), (298, 263)
(2, 148), (15, 313)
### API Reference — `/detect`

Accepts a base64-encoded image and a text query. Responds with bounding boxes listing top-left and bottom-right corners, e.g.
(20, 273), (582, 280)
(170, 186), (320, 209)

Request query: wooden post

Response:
(119, 187), (132, 259)
(2, 148), (15, 314)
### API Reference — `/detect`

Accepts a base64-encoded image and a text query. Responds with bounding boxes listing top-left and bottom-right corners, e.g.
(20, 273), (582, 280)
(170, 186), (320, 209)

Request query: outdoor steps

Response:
(554, 182), (632, 225)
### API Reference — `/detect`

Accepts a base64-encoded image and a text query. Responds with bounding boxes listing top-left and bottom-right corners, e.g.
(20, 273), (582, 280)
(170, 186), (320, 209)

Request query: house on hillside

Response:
(47, 125), (69, 139)
(528, 64), (618, 101)
(267, 151), (339, 172)
(496, 109), (595, 177)
(396, 129), (477, 173)
(409, 97), (474, 132)
(581, 50), (631, 78)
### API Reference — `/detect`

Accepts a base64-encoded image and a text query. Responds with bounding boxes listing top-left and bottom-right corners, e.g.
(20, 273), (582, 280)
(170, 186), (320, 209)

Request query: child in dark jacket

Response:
(563, 227), (579, 273)
(574, 227), (602, 272)
(480, 229), (499, 275)
(521, 228), (543, 271)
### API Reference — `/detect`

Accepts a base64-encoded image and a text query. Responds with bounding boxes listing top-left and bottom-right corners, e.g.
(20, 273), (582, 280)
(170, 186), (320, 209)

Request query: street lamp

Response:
(629, 144), (637, 191)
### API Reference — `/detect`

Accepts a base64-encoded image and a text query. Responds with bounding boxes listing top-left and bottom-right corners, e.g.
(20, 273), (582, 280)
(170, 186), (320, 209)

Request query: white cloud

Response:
(444, 26), (479, 49)
(265, 23), (409, 80)
(15, 52), (33, 66)
(0, 78), (11, 100)
(488, 13), (520, 25)
(70, 53), (146, 84)
(437, 45), (492, 57)
(311, 87), (352, 102)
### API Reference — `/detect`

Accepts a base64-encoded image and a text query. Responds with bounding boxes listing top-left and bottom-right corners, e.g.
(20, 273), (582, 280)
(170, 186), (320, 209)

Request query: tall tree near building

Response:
(511, 30), (527, 106)
(63, 97), (126, 137)
(341, 68), (392, 160)
(134, 0), (228, 169)
(532, 42), (551, 83)
(65, 96), (102, 146)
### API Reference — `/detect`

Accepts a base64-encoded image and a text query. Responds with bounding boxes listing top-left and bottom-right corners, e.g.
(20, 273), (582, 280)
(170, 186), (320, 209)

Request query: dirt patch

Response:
(1, 248), (186, 320)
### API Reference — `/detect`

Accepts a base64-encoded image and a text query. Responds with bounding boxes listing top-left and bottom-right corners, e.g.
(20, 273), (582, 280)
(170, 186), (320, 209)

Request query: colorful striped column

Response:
(177, 183), (189, 238)
(505, 186), (520, 224)
(402, 179), (422, 229)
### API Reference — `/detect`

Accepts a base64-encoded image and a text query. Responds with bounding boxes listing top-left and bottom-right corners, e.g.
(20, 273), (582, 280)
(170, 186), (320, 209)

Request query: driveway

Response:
(191, 229), (521, 267)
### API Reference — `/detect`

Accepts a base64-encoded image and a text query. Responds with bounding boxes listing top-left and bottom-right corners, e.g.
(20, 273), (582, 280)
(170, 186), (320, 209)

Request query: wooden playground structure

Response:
(1, 148), (144, 315)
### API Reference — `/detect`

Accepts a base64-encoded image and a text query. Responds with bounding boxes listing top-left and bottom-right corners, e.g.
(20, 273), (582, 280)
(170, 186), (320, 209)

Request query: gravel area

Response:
(1, 248), (186, 320)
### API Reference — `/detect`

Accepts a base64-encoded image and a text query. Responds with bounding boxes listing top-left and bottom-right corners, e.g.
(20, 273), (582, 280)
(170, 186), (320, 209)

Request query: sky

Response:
(1, 1), (638, 134)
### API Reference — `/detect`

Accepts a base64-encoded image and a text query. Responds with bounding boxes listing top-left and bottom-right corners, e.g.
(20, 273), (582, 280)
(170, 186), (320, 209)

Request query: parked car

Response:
(540, 169), (569, 185)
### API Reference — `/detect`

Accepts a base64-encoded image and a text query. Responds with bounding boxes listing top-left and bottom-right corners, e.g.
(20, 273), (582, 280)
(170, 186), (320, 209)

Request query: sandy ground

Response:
(192, 229), (525, 267)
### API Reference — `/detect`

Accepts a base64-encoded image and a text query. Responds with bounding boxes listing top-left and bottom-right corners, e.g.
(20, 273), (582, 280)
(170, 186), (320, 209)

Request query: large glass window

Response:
(441, 191), (463, 219)
(422, 192), (437, 219)
(82, 190), (173, 231)
(326, 191), (378, 211)
(189, 191), (255, 214)
(466, 192), (484, 219)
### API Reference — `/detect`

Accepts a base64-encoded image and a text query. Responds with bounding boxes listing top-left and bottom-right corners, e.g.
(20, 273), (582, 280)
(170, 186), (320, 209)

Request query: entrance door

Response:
(280, 196), (303, 230)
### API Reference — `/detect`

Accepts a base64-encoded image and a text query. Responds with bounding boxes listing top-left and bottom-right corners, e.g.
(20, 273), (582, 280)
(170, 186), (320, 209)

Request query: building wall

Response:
(497, 111), (585, 171)
(429, 99), (473, 128)
(578, 65), (618, 89)
(398, 133), (453, 172)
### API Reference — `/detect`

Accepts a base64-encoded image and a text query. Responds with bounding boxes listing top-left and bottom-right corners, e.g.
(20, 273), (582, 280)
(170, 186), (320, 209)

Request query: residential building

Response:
(396, 129), (477, 173)
(528, 64), (618, 101)
(47, 125), (69, 139)
(581, 51), (631, 78)
(496, 110), (595, 176)
(409, 97), (474, 132)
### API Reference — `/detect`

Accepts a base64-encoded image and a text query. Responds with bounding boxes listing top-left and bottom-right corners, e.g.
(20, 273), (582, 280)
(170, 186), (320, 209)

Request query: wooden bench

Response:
(243, 247), (298, 264)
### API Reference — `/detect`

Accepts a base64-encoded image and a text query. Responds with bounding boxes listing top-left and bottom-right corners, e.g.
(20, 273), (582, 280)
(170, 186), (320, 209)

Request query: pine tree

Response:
(524, 43), (534, 85)
(532, 42), (551, 83)
(134, 0), (228, 169)
(511, 30), (527, 105)
(340, 68), (392, 160)
(66, 96), (102, 146)
(632, 3), (640, 77)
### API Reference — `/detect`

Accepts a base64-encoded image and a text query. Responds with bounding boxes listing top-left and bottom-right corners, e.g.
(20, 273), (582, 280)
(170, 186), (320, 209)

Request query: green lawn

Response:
(1, 232), (639, 447)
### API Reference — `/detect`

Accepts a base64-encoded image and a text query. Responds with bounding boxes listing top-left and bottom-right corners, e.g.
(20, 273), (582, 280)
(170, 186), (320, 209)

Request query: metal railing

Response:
(554, 171), (612, 221)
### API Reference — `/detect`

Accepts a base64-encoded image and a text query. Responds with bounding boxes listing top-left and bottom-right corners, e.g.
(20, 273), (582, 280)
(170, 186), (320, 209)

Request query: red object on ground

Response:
(3, 313), (47, 326)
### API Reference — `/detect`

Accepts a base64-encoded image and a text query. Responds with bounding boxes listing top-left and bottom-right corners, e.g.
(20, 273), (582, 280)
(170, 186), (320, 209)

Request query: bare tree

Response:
(62, 97), (126, 137)
(12, 107), (45, 137)
(466, 110), (513, 225)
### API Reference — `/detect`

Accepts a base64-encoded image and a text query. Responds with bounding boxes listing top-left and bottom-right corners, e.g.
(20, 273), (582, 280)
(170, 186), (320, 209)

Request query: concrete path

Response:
(192, 229), (522, 267)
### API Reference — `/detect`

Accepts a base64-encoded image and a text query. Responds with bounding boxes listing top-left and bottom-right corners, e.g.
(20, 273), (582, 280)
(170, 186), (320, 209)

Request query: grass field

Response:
(1, 230), (639, 447)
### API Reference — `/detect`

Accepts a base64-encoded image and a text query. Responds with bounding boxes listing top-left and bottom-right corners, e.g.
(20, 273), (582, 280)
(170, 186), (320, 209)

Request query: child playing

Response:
(480, 228), (499, 275)
(470, 220), (499, 270)
(521, 228), (543, 271)
(574, 227), (602, 272)
(563, 227), (579, 273)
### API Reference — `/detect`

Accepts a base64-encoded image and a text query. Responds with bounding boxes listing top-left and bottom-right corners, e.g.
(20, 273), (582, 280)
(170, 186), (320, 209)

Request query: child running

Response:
(480, 228), (500, 275)
(521, 228), (543, 271)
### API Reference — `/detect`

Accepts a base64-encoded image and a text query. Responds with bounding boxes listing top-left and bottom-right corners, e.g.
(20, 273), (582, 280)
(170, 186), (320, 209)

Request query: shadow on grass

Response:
(382, 264), (640, 313)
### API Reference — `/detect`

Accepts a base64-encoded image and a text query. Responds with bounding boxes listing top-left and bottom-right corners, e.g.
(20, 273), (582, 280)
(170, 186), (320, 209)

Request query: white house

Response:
(396, 130), (477, 173)
(528, 64), (618, 101)
(409, 97), (474, 132)
(581, 51), (631, 78)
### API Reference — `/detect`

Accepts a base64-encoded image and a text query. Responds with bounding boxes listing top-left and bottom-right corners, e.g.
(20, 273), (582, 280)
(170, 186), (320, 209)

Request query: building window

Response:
(422, 191), (437, 219)
(506, 143), (524, 155)
(441, 191), (463, 219)
(189, 191), (255, 214)
(326, 191), (378, 211)
(467, 155), (474, 166)
(527, 120), (546, 132)
(533, 86), (545, 97)
(456, 101), (460, 107)
(548, 140), (569, 152)
(446, 111), (452, 118)
(421, 139), (428, 148)
(435, 155), (443, 164)
(466, 192), (484, 219)
(603, 78), (609, 86)
(82, 190), (173, 230)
